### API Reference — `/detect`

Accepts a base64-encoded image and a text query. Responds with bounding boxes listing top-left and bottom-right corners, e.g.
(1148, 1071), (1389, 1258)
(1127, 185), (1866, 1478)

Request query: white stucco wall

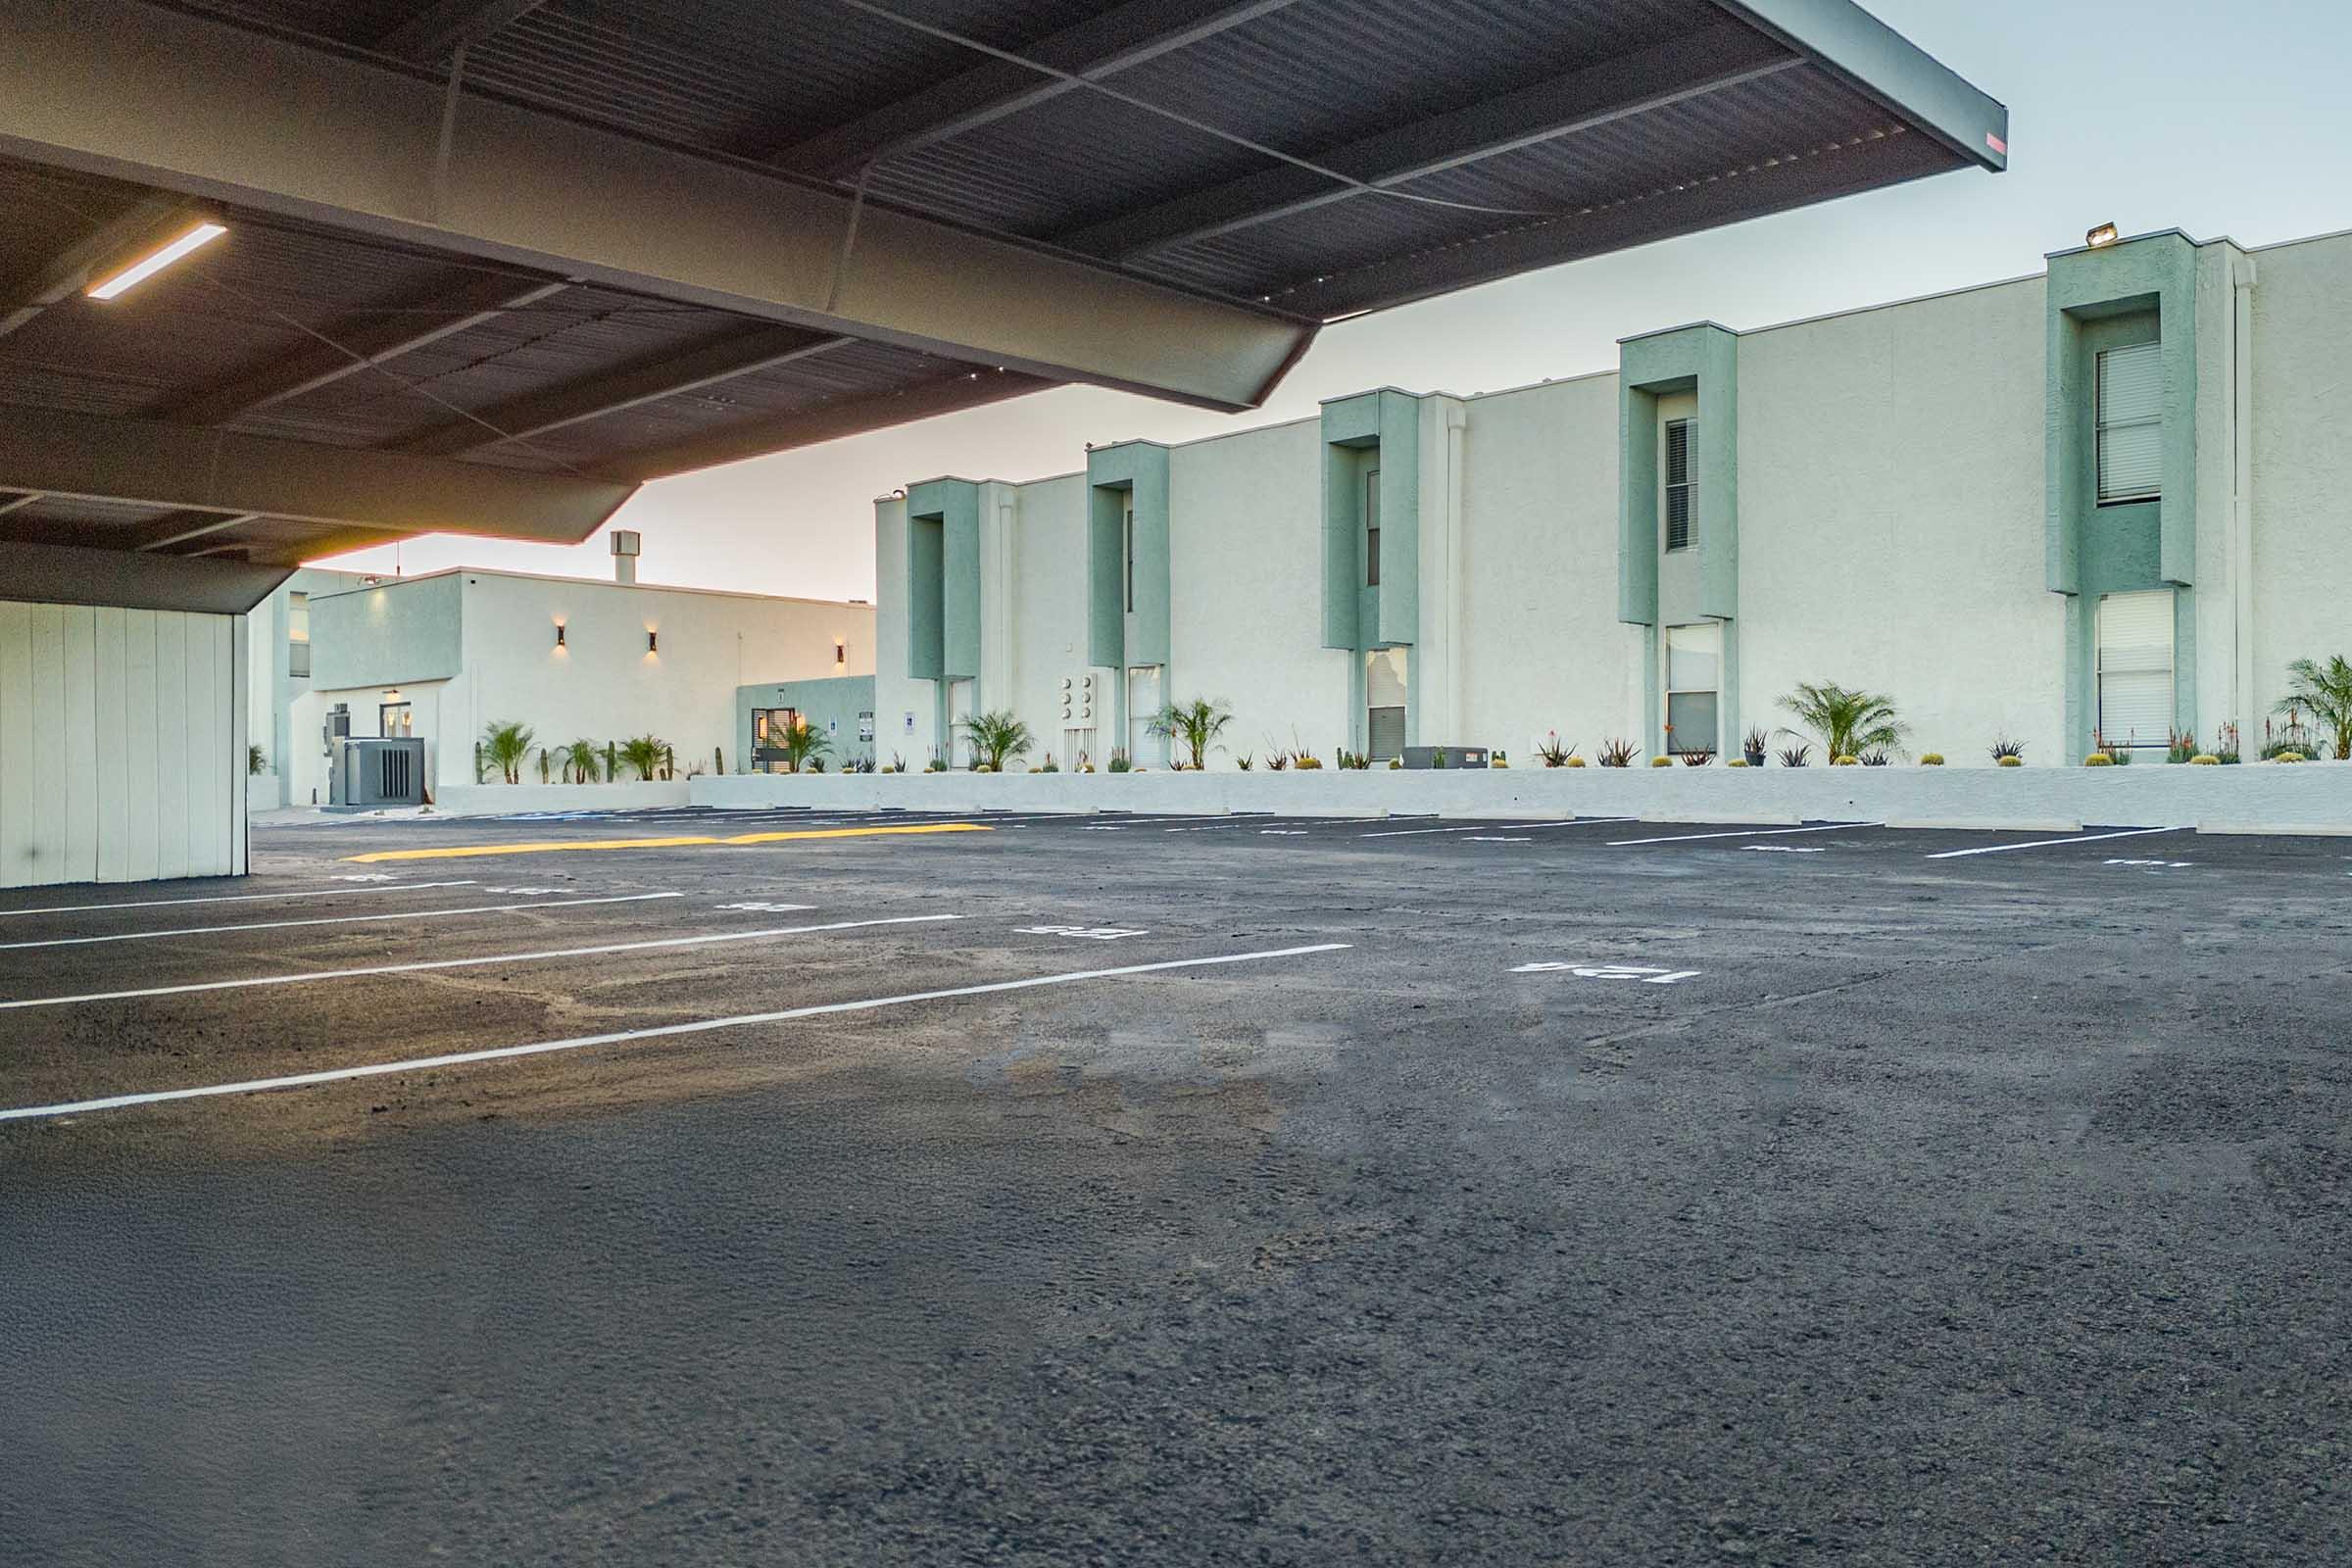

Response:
(1737, 274), (2062, 765)
(872, 496), (934, 770)
(2246, 230), (2352, 750)
(1001, 473), (1094, 768)
(1167, 418), (1342, 764)
(1456, 374), (1641, 760)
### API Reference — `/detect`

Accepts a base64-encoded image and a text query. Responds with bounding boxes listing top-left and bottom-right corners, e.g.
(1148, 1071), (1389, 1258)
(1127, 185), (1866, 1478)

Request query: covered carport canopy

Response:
(0, 0), (2004, 580)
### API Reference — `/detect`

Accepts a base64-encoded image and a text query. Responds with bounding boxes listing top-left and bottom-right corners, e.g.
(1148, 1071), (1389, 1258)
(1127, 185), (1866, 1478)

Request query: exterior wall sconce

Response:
(835, 638), (846, 665)
(2085, 221), (2120, 248)
(554, 622), (566, 648)
(647, 629), (659, 653)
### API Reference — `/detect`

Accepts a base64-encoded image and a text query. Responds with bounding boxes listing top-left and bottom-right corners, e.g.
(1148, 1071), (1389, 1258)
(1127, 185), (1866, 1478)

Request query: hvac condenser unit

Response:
(331, 738), (426, 807)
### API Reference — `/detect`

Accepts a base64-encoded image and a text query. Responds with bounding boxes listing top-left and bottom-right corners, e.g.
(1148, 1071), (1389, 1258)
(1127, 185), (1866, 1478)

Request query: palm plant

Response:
(480, 719), (536, 785)
(776, 716), (832, 774)
(959, 710), (1033, 771)
(1149, 698), (1233, 770)
(1780, 681), (1902, 762)
(618, 733), (666, 782)
(2277, 656), (2352, 760)
(561, 738), (601, 783)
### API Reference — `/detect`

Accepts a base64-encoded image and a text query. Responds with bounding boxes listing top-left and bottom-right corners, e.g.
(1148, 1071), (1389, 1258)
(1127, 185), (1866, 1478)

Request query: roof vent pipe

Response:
(612, 528), (641, 584)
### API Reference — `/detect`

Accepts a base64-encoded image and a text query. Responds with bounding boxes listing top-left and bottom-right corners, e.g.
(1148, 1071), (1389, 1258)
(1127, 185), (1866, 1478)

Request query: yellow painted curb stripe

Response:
(346, 823), (992, 862)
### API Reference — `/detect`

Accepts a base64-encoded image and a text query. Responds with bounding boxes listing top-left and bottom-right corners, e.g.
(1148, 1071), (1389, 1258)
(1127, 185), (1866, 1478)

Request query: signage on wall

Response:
(858, 710), (875, 742)
(904, 710), (916, 734)
(827, 717), (838, 735)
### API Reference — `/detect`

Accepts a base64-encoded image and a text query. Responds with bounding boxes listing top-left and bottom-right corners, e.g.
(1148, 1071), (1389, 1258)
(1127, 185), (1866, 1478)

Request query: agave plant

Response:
(1780, 681), (1903, 763)
(776, 716), (832, 774)
(1148, 698), (1233, 770)
(2276, 656), (2352, 760)
(480, 719), (536, 785)
(1777, 743), (1813, 768)
(1536, 732), (1577, 768)
(618, 733), (667, 782)
(958, 710), (1033, 771)
(1596, 736), (1639, 768)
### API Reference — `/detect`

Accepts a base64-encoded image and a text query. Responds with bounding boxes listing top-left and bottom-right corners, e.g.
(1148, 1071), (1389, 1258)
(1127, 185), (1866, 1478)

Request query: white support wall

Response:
(0, 600), (245, 888)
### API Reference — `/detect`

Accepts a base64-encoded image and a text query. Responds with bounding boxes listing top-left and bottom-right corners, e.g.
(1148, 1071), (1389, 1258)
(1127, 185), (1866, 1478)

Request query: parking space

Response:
(5, 806), (2349, 1565)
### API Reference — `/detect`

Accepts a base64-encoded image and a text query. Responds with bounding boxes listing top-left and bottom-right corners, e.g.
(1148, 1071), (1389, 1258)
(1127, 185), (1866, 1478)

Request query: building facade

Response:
(300, 567), (873, 798)
(875, 227), (2349, 771)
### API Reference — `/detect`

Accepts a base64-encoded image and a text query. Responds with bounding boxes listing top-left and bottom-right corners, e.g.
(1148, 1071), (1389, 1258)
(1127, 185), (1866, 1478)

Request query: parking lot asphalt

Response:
(3, 807), (2348, 1565)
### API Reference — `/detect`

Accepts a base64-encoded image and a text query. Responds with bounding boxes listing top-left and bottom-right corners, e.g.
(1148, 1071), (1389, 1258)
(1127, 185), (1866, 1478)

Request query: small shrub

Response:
(1149, 698), (1234, 770)
(1742, 725), (1771, 763)
(1857, 749), (1891, 767)
(1295, 755), (1324, 770)
(1040, 757), (1059, 773)
(1726, 758), (1749, 768)
(1997, 755), (2024, 768)
(960, 710), (1033, 771)
(1536, 733), (1578, 768)
(1918, 753), (1944, 766)
(2083, 753), (2115, 767)
(1107, 750), (1133, 773)
(1988, 736), (2026, 763)
(1831, 755), (1859, 767)
(1680, 751), (1712, 766)
(1565, 756), (1588, 768)
(248, 743), (267, 776)
(1337, 750), (1370, 770)
(2166, 729), (2199, 764)
(2273, 751), (2310, 764)
(1388, 759), (1402, 770)
(1235, 754), (1252, 771)
(925, 758), (948, 773)
(1648, 755), (1674, 768)
(1776, 743), (1812, 768)
(2190, 754), (2221, 765)
(1597, 737), (1638, 768)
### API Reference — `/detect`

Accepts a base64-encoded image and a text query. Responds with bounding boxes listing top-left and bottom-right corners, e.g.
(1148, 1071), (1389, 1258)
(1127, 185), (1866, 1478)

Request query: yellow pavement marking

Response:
(346, 823), (993, 862)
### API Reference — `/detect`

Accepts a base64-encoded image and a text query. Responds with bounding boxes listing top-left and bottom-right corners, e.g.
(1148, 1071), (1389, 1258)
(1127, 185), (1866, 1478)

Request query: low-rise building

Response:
(872, 226), (2348, 771)
(295, 566), (872, 799)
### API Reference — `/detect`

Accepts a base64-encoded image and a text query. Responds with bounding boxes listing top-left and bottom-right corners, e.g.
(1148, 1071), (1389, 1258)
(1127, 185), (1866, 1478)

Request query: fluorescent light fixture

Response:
(85, 220), (227, 301)
(2085, 221), (2121, 249)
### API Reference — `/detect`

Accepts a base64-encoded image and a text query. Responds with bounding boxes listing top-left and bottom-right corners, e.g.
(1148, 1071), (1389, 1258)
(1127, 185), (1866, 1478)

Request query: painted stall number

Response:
(717, 902), (815, 913)
(1019, 924), (1149, 942)
(1513, 962), (1700, 985)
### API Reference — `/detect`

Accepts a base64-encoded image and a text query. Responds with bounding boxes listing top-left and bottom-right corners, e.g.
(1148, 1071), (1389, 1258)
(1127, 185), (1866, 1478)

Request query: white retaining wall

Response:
(428, 781), (692, 815)
(693, 763), (2352, 834)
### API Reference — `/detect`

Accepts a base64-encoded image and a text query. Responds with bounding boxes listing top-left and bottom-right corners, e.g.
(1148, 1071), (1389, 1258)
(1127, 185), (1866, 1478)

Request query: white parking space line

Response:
(0, 880), (479, 917)
(1924, 826), (2185, 860)
(0, 892), (681, 951)
(0, 942), (1351, 1121)
(0, 914), (963, 1011)
(1605, 822), (1879, 847)
(1364, 817), (1638, 839)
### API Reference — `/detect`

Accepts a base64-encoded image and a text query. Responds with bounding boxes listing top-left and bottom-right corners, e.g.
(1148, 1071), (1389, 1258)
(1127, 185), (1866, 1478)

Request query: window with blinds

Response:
(1365, 467), (1381, 588)
(1664, 418), (1693, 552)
(2096, 342), (2162, 504)
(1366, 646), (1407, 760)
(2096, 590), (2174, 748)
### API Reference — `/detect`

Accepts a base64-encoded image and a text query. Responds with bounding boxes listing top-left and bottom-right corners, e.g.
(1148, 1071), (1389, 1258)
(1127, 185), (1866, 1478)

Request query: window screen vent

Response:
(1664, 419), (1693, 552)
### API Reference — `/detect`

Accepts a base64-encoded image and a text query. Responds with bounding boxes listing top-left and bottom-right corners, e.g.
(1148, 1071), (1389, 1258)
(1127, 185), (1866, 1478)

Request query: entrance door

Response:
(948, 678), (975, 766)
(1126, 665), (1161, 765)
(1366, 647), (1407, 761)
(753, 708), (802, 773)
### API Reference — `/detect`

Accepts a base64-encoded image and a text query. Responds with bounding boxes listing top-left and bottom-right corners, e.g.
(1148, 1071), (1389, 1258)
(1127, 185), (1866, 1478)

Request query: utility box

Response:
(1401, 745), (1489, 770)
(331, 738), (426, 807)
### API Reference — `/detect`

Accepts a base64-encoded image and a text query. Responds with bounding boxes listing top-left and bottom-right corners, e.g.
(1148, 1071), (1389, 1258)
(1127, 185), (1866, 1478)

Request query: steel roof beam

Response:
(131, 511), (264, 553)
(0, 405), (634, 543)
(0, 194), (194, 341)
(771, 0), (1302, 180)
(1061, 22), (1802, 262)
(164, 273), (574, 426)
(599, 368), (1056, 483)
(376, 0), (552, 63)
(0, 0), (1313, 414)
(396, 324), (853, 458)
(1717, 0), (2008, 172)
(0, 539), (290, 613)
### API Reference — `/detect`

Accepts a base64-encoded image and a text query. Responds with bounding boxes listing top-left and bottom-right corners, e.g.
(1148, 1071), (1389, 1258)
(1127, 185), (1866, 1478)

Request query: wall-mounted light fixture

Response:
(835, 638), (847, 666)
(647, 629), (659, 653)
(554, 620), (566, 649)
(2085, 221), (2121, 249)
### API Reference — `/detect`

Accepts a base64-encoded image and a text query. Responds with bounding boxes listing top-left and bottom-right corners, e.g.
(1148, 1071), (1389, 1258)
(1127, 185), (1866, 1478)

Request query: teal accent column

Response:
(2045, 232), (2201, 756)
(1320, 390), (1420, 651)
(1086, 442), (1169, 669)
(1620, 323), (1738, 755)
(906, 478), (980, 682)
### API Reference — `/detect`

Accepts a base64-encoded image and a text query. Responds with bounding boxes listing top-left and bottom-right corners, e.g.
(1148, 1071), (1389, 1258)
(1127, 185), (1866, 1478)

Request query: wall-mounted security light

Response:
(2085, 221), (2121, 249)
(86, 219), (228, 301)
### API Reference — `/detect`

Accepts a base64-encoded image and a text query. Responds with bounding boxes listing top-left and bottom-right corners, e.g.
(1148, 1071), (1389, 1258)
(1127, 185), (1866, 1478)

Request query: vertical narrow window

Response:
(2096, 590), (2174, 750)
(1366, 646), (1407, 760)
(2096, 341), (2162, 504)
(1663, 419), (1693, 552)
(1123, 501), (1136, 612)
(1664, 623), (1721, 755)
(286, 590), (310, 678)
(1365, 467), (1381, 588)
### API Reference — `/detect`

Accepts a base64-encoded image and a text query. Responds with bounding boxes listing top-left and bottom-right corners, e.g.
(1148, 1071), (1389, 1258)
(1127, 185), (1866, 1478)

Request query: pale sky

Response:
(322, 0), (2352, 600)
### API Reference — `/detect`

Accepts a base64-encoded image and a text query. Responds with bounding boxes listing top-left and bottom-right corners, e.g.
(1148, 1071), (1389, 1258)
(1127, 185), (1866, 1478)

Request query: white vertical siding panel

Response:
(0, 603), (33, 888)
(230, 613), (250, 874)
(120, 611), (162, 883)
(92, 608), (130, 883)
(27, 602), (68, 886)
(185, 612), (229, 878)
(153, 612), (190, 882)
(61, 605), (99, 884)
